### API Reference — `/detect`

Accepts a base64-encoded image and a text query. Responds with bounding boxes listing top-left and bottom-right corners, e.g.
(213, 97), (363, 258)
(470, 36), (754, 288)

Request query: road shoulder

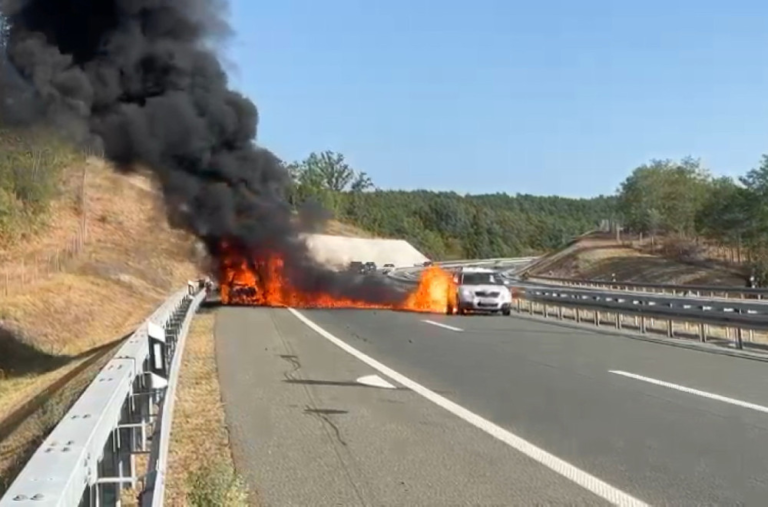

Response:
(164, 309), (252, 506)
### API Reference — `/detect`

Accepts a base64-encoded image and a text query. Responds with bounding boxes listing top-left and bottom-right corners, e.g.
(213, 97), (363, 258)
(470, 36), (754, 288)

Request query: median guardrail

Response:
(0, 281), (207, 506)
(532, 276), (768, 300)
(513, 286), (768, 351)
(387, 257), (540, 284)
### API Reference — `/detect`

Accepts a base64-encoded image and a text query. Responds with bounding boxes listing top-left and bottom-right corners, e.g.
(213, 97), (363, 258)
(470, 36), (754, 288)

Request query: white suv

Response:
(448, 268), (512, 316)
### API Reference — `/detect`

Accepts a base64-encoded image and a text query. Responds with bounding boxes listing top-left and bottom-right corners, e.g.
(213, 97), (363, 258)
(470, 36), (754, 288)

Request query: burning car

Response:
(215, 241), (458, 313)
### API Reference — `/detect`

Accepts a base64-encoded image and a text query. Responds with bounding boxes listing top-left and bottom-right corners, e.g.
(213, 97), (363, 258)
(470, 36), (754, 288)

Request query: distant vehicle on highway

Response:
(381, 263), (396, 274)
(448, 267), (511, 316)
(348, 261), (365, 273)
(348, 261), (377, 274)
(423, 260), (434, 267)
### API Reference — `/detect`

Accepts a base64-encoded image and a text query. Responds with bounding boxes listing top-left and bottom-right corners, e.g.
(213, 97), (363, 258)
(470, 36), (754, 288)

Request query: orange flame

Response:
(218, 244), (457, 314)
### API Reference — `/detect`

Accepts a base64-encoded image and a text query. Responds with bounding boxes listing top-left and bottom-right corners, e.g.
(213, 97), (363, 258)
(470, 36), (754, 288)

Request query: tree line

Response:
(285, 150), (768, 270)
(284, 150), (616, 259)
(616, 155), (768, 278)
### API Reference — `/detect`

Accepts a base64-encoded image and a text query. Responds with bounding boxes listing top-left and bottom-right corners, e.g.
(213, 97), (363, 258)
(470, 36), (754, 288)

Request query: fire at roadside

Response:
(216, 243), (458, 314)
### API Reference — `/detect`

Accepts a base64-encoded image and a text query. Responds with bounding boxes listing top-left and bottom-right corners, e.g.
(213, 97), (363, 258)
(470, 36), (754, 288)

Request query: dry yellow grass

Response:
(534, 240), (744, 286)
(0, 158), (200, 422)
(164, 314), (250, 506)
(325, 219), (375, 238)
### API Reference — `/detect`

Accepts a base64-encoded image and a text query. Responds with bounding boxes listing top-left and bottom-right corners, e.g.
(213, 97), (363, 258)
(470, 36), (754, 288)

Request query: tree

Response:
(617, 158), (711, 236)
(284, 148), (617, 259)
(350, 171), (374, 192)
(305, 151), (354, 191)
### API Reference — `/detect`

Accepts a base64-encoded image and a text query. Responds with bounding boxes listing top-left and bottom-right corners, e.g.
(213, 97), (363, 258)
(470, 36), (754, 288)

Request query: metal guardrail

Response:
(434, 256), (540, 267)
(533, 276), (768, 300)
(0, 282), (207, 506)
(387, 257), (540, 284)
(515, 286), (768, 350)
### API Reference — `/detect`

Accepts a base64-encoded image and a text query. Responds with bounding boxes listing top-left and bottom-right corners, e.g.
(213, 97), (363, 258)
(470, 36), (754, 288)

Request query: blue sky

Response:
(222, 0), (768, 198)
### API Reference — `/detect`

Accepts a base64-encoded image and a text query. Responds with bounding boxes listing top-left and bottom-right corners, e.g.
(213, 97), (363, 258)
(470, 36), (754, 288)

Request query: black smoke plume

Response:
(1, 0), (405, 304)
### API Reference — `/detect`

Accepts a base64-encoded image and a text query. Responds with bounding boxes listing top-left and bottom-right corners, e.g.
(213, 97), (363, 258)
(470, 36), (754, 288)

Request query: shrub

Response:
(0, 128), (81, 242)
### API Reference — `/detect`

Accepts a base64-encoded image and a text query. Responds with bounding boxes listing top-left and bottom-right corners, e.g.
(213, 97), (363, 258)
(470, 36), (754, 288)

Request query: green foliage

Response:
(283, 148), (768, 266)
(617, 157), (711, 236)
(617, 153), (768, 269)
(287, 151), (615, 258)
(185, 459), (249, 507)
(0, 128), (80, 242)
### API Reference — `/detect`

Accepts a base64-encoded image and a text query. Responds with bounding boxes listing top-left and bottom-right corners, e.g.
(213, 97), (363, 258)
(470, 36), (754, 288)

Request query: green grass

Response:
(185, 459), (250, 506)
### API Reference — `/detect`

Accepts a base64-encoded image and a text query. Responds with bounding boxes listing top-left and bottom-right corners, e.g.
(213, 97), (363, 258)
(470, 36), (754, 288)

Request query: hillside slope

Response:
(527, 232), (746, 286)
(0, 157), (200, 417)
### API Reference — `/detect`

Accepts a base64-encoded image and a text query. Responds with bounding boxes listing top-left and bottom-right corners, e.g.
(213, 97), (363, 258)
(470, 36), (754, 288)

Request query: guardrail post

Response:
(667, 319), (673, 338)
(698, 323), (706, 342)
(557, 306), (563, 320)
(575, 308), (581, 323)
(736, 328), (744, 350)
(615, 313), (621, 329)
(97, 431), (120, 504)
(640, 315), (646, 334)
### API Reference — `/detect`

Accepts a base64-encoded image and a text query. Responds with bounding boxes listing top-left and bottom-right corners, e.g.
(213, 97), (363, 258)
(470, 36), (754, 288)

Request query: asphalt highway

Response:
(216, 306), (768, 506)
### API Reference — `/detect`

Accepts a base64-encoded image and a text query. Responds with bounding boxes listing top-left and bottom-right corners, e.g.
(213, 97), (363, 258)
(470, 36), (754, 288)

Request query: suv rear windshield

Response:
(460, 273), (503, 285)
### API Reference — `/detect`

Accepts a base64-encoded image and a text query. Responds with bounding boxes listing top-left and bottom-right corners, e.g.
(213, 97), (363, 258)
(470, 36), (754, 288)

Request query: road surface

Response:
(216, 306), (768, 506)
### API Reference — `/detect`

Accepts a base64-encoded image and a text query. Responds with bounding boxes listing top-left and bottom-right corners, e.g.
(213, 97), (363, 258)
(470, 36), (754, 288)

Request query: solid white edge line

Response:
(422, 319), (463, 332)
(288, 308), (649, 507)
(609, 370), (768, 414)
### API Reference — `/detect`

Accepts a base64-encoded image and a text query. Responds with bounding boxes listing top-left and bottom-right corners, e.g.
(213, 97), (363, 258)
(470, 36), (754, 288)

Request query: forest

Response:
(284, 150), (768, 265)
